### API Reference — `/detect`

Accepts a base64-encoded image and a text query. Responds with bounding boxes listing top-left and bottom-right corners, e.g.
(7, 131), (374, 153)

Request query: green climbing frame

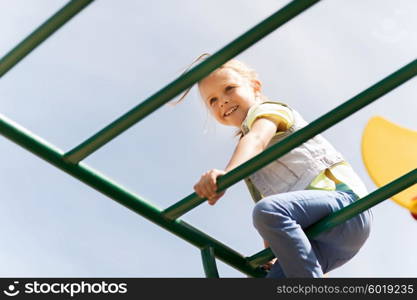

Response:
(1, 0), (416, 278)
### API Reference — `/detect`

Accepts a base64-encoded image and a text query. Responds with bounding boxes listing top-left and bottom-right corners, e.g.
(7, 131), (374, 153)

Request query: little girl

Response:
(177, 55), (372, 278)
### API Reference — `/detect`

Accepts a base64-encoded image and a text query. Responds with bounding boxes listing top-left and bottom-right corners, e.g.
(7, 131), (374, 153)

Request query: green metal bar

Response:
(0, 0), (95, 78)
(63, 0), (322, 164)
(163, 58), (417, 220)
(0, 114), (266, 278)
(246, 168), (417, 267)
(201, 246), (220, 278)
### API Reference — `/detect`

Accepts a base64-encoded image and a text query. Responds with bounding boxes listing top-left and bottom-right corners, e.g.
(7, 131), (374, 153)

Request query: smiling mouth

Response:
(224, 105), (239, 117)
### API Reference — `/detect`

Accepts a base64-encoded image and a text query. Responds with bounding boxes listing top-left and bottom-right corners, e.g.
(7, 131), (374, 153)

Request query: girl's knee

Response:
(347, 210), (372, 247)
(328, 210), (372, 256)
(252, 197), (288, 228)
(354, 210), (372, 247)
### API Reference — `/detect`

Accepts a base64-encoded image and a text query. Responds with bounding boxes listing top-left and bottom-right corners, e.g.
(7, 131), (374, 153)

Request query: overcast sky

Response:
(1, 0), (416, 277)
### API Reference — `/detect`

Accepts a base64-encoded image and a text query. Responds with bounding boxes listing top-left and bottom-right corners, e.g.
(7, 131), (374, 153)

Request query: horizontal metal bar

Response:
(0, 0), (95, 78)
(163, 58), (417, 220)
(63, 0), (322, 164)
(0, 113), (266, 278)
(246, 168), (417, 267)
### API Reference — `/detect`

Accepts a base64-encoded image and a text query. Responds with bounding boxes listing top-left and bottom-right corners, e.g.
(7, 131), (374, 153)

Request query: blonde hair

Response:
(172, 53), (266, 138)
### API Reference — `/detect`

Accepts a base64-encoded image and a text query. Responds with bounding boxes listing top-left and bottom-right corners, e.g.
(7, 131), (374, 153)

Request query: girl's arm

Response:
(225, 117), (278, 173)
(194, 117), (280, 205)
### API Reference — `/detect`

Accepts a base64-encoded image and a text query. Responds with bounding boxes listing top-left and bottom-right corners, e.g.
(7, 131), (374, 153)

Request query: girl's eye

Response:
(225, 86), (235, 92)
(209, 97), (217, 105)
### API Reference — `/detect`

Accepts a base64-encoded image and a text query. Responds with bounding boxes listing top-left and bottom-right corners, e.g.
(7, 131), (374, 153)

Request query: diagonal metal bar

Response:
(0, 113), (266, 278)
(163, 58), (417, 220)
(0, 0), (95, 78)
(246, 168), (417, 267)
(63, 0), (322, 164)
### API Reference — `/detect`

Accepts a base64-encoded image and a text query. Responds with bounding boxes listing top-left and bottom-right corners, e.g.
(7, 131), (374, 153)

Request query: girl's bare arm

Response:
(193, 117), (280, 205)
(225, 117), (279, 172)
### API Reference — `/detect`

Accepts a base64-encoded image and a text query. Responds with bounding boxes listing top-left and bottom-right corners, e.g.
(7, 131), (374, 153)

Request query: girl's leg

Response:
(265, 241), (326, 278)
(265, 259), (286, 278)
(252, 189), (371, 278)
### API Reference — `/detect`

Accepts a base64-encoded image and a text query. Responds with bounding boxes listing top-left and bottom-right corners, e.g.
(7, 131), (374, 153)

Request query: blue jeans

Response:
(252, 188), (372, 278)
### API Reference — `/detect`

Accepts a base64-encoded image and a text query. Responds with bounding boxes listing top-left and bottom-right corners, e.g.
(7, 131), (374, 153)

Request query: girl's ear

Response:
(252, 79), (262, 95)
(252, 79), (262, 99)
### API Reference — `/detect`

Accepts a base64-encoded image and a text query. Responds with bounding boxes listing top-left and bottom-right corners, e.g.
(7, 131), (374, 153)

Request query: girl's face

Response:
(198, 68), (261, 128)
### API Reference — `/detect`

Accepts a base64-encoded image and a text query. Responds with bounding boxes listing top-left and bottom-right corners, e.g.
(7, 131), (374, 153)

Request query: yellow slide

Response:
(361, 116), (417, 218)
